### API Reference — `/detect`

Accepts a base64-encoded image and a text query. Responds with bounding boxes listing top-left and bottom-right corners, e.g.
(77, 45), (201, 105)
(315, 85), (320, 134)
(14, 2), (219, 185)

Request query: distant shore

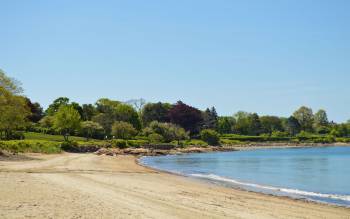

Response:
(93, 142), (350, 157)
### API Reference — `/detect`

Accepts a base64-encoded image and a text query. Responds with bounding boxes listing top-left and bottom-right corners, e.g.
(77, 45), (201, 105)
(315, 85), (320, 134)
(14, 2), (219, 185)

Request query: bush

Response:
(145, 121), (189, 143)
(0, 140), (61, 154)
(200, 129), (220, 146)
(220, 138), (242, 145)
(182, 139), (208, 147)
(111, 121), (137, 140)
(220, 134), (291, 142)
(271, 131), (289, 137)
(336, 137), (350, 143)
(111, 139), (128, 149)
(126, 140), (149, 148)
(148, 133), (164, 144)
(60, 140), (79, 152)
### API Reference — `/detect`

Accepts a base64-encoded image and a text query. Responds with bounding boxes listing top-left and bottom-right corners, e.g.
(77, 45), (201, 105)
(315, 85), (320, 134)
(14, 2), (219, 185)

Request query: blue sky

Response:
(1, 0), (349, 122)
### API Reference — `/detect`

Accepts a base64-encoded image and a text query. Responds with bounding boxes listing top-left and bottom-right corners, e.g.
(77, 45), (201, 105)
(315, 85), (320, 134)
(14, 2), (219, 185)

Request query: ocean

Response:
(140, 146), (350, 207)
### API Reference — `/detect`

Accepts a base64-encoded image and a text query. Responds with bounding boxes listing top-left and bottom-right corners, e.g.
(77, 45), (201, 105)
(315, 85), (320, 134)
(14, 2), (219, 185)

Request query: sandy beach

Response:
(0, 153), (349, 219)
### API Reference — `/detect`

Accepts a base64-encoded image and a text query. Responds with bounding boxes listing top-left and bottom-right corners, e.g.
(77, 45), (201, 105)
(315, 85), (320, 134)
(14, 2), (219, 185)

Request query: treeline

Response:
(1, 69), (350, 146)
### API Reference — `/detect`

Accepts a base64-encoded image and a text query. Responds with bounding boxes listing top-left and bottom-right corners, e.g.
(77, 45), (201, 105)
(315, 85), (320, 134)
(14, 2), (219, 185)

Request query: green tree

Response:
(202, 107), (218, 130)
(81, 121), (103, 140)
(260, 116), (283, 135)
(233, 112), (262, 135)
(39, 116), (54, 134)
(313, 109), (329, 128)
(200, 129), (220, 146)
(114, 104), (142, 130)
(145, 121), (189, 143)
(0, 69), (23, 94)
(0, 87), (30, 139)
(92, 113), (114, 135)
(46, 97), (70, 115)
(247, 113), (262, 136)
(141, 102), (172, 126)
(111, 121), (137, 140)
(293, 106), (314, 132)
(53, 105), (81, 141)
(217, 116), (235, 134)
(284, 116), (301, 136)
(82, 104), (97, 121)
(96, 98), (120, 113)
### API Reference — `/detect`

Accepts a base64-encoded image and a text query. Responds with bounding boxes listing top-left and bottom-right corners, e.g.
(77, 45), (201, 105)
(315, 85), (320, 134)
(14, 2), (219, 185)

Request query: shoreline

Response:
(1, 153), (350, 218)
(135, 143), (350, 209)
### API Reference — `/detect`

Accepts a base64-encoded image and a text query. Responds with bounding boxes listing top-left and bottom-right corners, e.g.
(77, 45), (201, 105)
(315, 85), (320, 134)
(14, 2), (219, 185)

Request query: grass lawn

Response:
(24, 132), (88, 142)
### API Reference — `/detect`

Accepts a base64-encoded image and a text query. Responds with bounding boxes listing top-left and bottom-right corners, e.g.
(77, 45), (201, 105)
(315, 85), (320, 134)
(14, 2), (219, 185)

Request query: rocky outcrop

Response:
(94, 146), (238, 157)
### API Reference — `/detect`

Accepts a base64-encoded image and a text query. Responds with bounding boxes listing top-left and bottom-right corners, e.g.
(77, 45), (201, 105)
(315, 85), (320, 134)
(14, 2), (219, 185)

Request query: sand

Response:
(0, 153), (349, 219)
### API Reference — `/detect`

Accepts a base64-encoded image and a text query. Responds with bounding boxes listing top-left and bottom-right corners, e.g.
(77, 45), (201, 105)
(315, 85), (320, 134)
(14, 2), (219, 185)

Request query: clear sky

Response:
(1, 0), (349, 122)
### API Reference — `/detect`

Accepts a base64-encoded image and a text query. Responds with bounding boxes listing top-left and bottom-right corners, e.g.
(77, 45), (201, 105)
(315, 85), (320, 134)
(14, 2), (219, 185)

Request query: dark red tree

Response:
(25, 98), (44, 123)
(168, 101), (203, 134)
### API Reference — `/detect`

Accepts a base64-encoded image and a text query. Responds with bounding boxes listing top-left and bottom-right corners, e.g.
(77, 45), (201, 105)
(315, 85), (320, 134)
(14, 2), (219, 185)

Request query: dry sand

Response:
(0, 153), (349, 219)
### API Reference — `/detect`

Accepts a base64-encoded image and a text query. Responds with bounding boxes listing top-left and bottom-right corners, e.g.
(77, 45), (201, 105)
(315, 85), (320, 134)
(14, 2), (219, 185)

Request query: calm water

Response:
(140, 146), (350, 206)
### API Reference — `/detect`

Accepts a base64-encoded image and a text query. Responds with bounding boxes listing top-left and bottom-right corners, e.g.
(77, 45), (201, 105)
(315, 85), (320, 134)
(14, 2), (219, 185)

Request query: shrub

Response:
(111, 139), (128, 149)
(200, 129), (220, 146)
(60, 140), (79, 152)
(0, 140), (61, 154)
(126, 140), (149, 148)
(111, 121), (137, 140)
(145, 121), (189, 143)
(271, 131), (289, 137)
(148, 133), (164, 144)
(220, 138), (242, 146)
(336, 137), (350, 143)
(182, 139), (208, 147)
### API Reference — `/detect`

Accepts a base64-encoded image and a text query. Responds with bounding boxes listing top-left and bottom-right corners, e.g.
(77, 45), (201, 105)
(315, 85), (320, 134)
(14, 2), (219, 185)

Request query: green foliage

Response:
(145, 121), (189, 143)
(313, 109), (329, 128)
(233, 112), (262, 135)
(148, 133), (164, 143)
(111, 121), (137, 140)
(284, 116), (301, 136)
(126, 139), (149, 148)
(114, 104), (142, 130)
(60, 140), (79, 151)
(82, 104), (97, 121)
(182, 139), (208, 147)
(53, 105), (81, 141)
(46, 97), (70, 115)
(271, 131), (289, 137)
(260, 116), (283, 134)
(111, 139), (128, 149)
(217, 116), (235, 134)
(336, 137), (350, 143)
(200, 129), (220, 146)
(202, 107), (218, 130)
(0, 140), (61, 153)
(0, 87), (30, 139)
(0, 69), (23, 94)
(141, 102), (172, 126)
(293, 106), (314, 132)
(81, 121), (103, 140)
(221, 134), (291, 142)
(220, 138), (242, 145)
